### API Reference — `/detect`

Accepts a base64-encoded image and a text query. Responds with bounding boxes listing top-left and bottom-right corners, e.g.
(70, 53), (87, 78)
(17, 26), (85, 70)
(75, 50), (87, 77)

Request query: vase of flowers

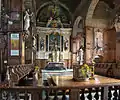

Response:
(73, 64), (94, 81)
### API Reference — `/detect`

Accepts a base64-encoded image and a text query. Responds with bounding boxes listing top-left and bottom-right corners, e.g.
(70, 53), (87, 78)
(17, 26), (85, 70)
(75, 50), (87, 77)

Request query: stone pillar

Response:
(0, 0), (1, 28)
(103, 29), (116, 62)
(85, 27), (94, 63)
(116, 31), (120, 62)
(103, 30), (109, 62)
(21, 39), (25, 64)
(114, 16), (120, 62)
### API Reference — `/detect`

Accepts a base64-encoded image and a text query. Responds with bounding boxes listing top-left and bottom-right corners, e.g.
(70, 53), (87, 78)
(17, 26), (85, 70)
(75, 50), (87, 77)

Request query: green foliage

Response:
(79, 64), (90, 78)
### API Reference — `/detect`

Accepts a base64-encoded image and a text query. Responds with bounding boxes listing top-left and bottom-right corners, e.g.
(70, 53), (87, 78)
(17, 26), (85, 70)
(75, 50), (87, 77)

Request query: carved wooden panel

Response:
(0, 35), (6, 49)
(7, 0), (23, 31)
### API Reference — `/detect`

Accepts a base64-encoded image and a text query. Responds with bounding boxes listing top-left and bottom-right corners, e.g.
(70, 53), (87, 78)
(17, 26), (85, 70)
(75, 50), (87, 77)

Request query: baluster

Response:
(80, 89), (85, 100)
(94, 88), (99, 100)
(62, 90), (66, 100)
(31, 91), (40, 100)
(39, 90), (43, 100)
(0, 89), (2, 100)
(24, 91), (28, 100)
(113, 86), (118, 100)
(14, 91), (20, 100)
(7, 91), (10, 100)
(2, 90), (8, 100)
(45, 89), (50, 100)
(53, 89), (58, 100)
(9, 91), (14, 100)
(108, 86), (112, 100)
(118, 86), (120, 99)
(87, 88), (92, 100)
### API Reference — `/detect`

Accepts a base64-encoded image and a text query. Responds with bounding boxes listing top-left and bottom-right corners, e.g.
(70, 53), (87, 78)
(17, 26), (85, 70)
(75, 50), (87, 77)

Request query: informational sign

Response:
(10, 33), (19, 56)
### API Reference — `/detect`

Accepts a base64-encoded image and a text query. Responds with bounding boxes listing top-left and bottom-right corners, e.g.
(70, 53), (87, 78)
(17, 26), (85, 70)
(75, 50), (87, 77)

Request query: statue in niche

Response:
(40, 38), (44, 51)
(50, 36), (58, 51)
(52, 36), (60, 62)
(79, 46), (84, 65)
(49, 33), (60, 51)
(24, 9), (33, 33)
(95, 37), (103, 54)
(64, 38), (68, 50)
(46, 17), (53, 27)
(32, 36), (36, 51)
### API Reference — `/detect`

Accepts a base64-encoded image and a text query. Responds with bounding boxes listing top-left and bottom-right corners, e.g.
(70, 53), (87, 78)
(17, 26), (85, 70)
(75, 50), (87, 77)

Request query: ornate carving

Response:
(36, 27), (72, 35)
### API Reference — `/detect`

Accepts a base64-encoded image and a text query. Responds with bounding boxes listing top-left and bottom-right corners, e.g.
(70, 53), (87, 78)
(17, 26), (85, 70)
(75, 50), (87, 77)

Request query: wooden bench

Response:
(94, 63), (117, 77)
(6, 64), (34, 86)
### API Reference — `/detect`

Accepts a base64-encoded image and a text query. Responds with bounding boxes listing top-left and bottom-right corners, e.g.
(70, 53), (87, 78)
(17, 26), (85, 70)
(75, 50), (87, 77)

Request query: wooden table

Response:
(49, 75), (120, 100)
(51, 75), (120, 87)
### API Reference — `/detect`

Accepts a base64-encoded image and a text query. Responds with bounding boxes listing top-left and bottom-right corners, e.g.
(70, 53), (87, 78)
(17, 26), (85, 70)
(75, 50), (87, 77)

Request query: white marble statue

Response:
(24, 9), (33, 31)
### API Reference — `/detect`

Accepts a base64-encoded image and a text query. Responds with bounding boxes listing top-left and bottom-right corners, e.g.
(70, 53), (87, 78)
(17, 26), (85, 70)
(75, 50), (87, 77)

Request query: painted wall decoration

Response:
(36, 1), (71, 28)
(49, 33), (60, 51)
(10, 33), (19, 56)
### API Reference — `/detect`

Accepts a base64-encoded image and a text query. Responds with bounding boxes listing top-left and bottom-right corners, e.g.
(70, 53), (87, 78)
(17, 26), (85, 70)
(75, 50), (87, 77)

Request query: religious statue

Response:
(40, 38), (44, 50)
(46, 17), (53, 27)
(64, 38), (68, 50)
(24, 9), (33, 31)
(77, 46), (84, 65)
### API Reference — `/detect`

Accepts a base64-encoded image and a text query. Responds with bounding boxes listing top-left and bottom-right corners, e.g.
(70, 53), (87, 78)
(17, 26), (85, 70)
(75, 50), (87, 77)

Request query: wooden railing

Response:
(1, 85), (120, 100)
(1, 63), (120, 100)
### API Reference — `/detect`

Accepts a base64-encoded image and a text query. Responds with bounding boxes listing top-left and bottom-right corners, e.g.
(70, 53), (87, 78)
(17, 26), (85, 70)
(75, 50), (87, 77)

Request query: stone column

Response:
(0, 0), (1, 29)
(103, 30), (109, 62)
(85, 27), (94, 63)
(103, 29), (116, 62)
(115, 20), (120, 62)
(116, 31), (120, 62)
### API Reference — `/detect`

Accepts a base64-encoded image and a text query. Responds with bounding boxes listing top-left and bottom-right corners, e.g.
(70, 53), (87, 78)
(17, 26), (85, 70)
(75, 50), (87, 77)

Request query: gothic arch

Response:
(73, 16), (82, 27)
(85, 0), (100, 25)
(73, 16), (84, 37)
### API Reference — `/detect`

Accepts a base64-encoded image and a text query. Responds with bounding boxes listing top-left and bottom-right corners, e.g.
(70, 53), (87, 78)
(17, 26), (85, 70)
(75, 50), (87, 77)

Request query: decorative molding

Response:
(86, 0), (99, 20)
(86, 18), (109, 28)
(36, 27), (72, 35)
(36, 1), (72, 20)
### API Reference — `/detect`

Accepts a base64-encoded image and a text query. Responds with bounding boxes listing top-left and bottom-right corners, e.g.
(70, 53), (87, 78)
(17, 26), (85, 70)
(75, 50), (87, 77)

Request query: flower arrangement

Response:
(73, 64), (94, 81)
(35, 66), (39, 71)
(80, 64), (90, 78)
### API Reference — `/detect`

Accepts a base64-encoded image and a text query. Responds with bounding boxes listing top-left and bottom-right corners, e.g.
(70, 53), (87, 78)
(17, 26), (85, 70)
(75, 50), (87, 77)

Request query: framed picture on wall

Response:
(10, 33), (20, 56)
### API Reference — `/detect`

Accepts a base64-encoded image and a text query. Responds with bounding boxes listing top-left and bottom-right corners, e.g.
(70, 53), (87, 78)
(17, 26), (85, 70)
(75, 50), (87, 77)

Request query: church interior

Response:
(1, 0), (120, 100)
